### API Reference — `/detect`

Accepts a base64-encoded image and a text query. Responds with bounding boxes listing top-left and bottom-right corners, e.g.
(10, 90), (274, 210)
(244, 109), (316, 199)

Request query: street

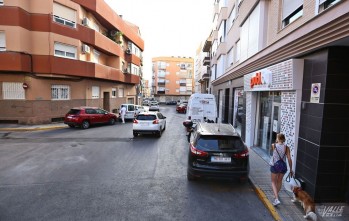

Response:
(0, 105), (273, 221)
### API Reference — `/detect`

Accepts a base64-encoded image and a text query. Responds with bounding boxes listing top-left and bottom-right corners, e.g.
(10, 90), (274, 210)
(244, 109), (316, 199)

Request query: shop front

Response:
(243, 59), (304, 167)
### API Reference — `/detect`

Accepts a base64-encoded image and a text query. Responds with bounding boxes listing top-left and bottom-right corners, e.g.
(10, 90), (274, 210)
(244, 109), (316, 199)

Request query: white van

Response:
(186, 93), (217, 124)
(120, 104), (135, 120)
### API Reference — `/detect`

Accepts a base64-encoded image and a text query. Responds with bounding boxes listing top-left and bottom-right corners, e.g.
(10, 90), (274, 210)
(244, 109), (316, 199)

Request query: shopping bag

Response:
(283, 172), (301, 192)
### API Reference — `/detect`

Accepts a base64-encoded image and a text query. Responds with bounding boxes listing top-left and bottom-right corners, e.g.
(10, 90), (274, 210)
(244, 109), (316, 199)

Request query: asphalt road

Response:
(0, 105), (273, 221)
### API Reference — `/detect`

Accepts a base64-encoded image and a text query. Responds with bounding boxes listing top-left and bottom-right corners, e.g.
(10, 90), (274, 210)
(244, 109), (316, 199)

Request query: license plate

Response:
(140, 122), (149, 126)
(211, 156), (231, 163)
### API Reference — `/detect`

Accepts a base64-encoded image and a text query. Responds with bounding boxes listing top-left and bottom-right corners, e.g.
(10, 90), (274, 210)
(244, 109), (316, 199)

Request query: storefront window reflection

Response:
(232, 88), (245, 140)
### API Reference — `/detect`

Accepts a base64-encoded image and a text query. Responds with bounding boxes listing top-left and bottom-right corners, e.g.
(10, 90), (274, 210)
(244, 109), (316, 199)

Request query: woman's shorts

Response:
(270, 165), (287, 174)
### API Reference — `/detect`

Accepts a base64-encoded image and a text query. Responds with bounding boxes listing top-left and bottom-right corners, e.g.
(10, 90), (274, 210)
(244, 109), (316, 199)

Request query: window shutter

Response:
(282, 0), (303, 20)
(0, 32), (5, 50)
(53, 2), (76, 22)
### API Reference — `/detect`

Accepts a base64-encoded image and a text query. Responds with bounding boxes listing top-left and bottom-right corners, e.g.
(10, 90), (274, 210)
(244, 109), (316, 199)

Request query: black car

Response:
(187, 122), (249, 182)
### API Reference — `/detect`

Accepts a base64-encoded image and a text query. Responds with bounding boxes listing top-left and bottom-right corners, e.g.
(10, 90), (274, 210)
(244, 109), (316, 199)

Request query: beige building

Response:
(208, 0), (349, 202)
(152, 56), (194, 103)
(0, 0), (144, 124)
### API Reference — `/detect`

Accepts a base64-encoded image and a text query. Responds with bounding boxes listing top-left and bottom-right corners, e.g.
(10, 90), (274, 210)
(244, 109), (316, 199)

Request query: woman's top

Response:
(269, 143), (287, 166)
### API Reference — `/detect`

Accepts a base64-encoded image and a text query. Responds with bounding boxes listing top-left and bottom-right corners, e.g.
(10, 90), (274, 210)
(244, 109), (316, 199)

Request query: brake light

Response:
(190, 143), (208, 157)
(153, 119), (159, 124)
(233, 149), (249, 158)
(133, 119), (138, 124)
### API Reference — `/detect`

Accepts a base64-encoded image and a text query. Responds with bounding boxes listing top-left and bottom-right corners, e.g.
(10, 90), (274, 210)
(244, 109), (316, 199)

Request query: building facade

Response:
(152, 56), (194, 103)
(0, 0), (144, 124)
(208, 0), (349, 202)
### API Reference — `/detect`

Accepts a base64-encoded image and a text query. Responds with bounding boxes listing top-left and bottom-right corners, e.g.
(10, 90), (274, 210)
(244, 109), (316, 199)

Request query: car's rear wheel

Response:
(157, 129), (162, 137)
(163, 122), (166, 130)
(68, 125), (75, 128)
(109, 118), (116, 125)
(187, 172), (196, 181)
(81, 120), (90, 129)
(133, 132), (138, 137)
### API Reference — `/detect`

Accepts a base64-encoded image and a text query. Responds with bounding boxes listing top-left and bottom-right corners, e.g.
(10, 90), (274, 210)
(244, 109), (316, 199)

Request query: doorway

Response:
(103, 92), (110, 111)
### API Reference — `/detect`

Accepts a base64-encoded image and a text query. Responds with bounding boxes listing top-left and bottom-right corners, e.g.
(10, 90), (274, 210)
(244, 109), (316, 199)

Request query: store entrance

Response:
(256, 91), (281, 156)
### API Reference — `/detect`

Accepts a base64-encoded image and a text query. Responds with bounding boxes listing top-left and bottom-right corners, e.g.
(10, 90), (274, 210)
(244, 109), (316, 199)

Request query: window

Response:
(235, 40), (240, 62)
(318, 0), (341, 13)
(112, 88), (117, 98)
(54, 42), (77, 59)
(0, 0), (3, 5)
(282, 0), (303, 27)
(240, 2), (262, 62)
(2, 82), (25, 99)
(218, 20), (226, 43)
(92, 86), (99, 99)
(0, 32), (5, 51)
(226, 47), (234, 68)
(53, 2), (76, 28)
(51, 85), (70, 100)
(227, 6), (236, 31)
(118, 88), (124, 97)
(93, 49), (100, 63)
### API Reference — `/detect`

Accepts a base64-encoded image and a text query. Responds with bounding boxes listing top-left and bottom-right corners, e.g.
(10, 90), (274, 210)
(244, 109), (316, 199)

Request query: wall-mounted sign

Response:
(310, 83), (321, 103)
(248, 69), (272, 91)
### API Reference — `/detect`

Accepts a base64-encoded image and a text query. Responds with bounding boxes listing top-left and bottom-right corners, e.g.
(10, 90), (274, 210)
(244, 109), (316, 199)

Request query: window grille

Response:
(51, 85), (70, 100)
(2, 82), (25, 99)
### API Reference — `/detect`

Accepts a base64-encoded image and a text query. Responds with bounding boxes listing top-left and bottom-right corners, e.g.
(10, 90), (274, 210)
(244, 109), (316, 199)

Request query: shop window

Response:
(53, 2), (76, 28)
(282, 0), (303, 28)
(2, 82), (25, 100)
(0, 32), (5, 51)
(51, 85), (70, 100)
(54, 42), (77, 59)
(92, 86), (100, 99)
(318, 0), (341, 13)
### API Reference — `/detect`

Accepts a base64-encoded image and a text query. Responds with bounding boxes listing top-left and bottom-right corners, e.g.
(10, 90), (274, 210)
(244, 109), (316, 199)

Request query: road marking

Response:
(254, 186), (282, 221)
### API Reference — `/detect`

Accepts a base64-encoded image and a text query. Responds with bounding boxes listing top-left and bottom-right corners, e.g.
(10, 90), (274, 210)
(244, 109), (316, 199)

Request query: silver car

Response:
(149, 101), (160, 111)
(133, 112), (166, 137)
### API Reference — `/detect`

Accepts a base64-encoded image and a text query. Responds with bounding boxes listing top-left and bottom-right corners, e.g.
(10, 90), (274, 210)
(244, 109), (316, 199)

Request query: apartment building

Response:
(152, 56), (194, 103)
(194, 41), (210, 93)
(0, 0), (144, 124)
(207, 0), (349, 202)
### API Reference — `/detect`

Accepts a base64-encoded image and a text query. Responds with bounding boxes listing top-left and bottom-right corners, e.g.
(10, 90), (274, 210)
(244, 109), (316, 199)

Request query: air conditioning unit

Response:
(82, 17), (90, 27)
(125, 48), (131, 54)
(81, 44), (90, 54)
(123, 68), (128, 73)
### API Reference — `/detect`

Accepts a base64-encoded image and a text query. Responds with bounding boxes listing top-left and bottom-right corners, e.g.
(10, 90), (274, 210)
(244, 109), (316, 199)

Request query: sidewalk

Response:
(0, 123), (348, 220)
(249, 146), (349, 221)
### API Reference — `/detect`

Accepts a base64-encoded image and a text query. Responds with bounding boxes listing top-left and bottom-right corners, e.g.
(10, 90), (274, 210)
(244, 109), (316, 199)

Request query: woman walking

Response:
(269, 133), (293, 206)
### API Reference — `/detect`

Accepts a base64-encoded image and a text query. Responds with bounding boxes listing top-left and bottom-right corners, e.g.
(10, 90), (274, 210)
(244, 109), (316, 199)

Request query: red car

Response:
(64, 107), (118, 129)
(176, 104), (187, 113)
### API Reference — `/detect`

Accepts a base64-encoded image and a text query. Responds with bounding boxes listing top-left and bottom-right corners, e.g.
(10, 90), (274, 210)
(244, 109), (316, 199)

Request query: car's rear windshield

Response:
(196, 136), (245, 151)
(67, 109), (81, 115)
(137, 115), (156, 120)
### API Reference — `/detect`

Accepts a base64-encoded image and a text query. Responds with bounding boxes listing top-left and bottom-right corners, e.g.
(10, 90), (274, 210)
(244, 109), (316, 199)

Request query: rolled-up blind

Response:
(282, 0), (303, 20)
(53, 2), (76, 22)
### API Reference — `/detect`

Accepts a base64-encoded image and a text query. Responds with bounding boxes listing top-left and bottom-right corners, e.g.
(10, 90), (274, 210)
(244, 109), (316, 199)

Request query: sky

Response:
(104, 0), (214, 81)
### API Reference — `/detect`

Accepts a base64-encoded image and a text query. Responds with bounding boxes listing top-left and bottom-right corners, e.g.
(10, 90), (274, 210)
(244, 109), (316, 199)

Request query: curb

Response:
(249, 178), (282, 221)
(0, 126), (68, 132)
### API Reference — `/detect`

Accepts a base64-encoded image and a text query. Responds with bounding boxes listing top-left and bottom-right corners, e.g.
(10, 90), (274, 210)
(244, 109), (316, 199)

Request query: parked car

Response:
(119, 104), (136, 121)
(133, 112), (166, 137)
(166, 100), (177, 105)
(187, 122), (249, 182)
(135, 105), (146, 116)
(142, 100), (150, 106)
(176, 103), (187, 113)
(149, 102), (160, 111)
(64, 107), (117, 129)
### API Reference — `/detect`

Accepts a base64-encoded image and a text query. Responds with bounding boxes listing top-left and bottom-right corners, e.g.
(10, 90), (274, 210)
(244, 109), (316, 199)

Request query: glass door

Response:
(269, 102), (281, 155)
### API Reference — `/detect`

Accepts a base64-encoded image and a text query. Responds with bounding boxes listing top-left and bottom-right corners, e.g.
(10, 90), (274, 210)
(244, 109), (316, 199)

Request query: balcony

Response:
(0, 52), (31, 72)
(203, 56), (210, 66)
(32, 55), (139, 84)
